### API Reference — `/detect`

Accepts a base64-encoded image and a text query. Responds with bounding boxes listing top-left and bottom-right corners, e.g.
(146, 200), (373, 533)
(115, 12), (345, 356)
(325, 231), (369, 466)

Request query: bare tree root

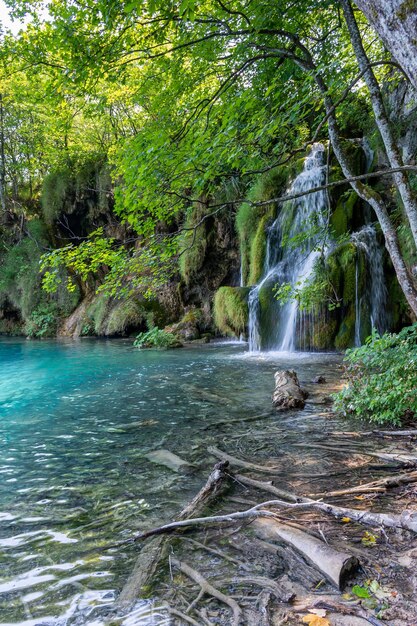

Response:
(292, 442), (417, 466)
(311, 469), (417, 498)
(117, 461), (231, 609)
(215, 575), (295, 602)
(208, 445), (282, 474)
(171, 557), (242, 626)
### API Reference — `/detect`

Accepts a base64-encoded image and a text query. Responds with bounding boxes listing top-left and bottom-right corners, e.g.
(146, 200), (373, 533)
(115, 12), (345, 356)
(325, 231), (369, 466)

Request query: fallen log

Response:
(117, 461), (230, 609)
(208, 446), (281, 474)
(171, 558), (242, 626)
(128, 496), (417, 546)
(272, 370), (307, 410)
(253, 517), (358, 590)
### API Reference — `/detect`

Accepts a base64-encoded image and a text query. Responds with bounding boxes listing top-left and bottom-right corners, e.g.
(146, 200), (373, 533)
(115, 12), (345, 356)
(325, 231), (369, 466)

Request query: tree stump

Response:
(272, 370), (307, 410)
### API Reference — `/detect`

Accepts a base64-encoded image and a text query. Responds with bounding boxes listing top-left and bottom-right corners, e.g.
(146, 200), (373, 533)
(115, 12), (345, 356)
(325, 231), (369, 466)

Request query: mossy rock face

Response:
(335, 305), (356, 350)
(213, 286), (249, 337)
(248, 214), (272, 285)
(165, 307), (205, 341)
(387, 272), (411, 330)
(304, 313), (338, 351)
(237, 166), (290, 286)
(257, 283), (281, 349)
(179, 204), (208, 286)
(330, 191), (358, 237)
(84, 294), (165, 336)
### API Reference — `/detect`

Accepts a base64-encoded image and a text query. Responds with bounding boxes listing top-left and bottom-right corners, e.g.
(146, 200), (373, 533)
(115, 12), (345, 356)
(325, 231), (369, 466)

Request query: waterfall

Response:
(248, 143), (328, 351)
(352, 225), (388, 342)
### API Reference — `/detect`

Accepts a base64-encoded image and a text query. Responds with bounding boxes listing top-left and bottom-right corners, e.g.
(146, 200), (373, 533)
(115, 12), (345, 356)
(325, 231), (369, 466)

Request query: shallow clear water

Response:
(0, 338), (340, 625)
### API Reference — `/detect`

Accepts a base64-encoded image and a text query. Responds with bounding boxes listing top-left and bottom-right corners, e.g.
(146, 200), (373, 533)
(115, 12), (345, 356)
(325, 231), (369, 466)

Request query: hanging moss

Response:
(330, 190), (358, 237)
(0, 219), (79, 333)
(236, 166), (291, 286)
(85, 293), (110, 335)
(213, 286), (249, 337)
(335, 305), (356, 350)
(41, 156), (112, 225)
(309, 315), (338, 351)
(179, 203), (208, 285)
(248, 214), (271, 285)
(105, 298), (146, 336)
(41, 167), (74, 224)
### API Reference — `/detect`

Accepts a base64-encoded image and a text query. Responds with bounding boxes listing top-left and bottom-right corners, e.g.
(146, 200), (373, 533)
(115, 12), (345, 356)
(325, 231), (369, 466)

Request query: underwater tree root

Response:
(311, 469), (417, 498)
(292, 442), (417, 466)
(117, 460), (231, 609)
(171, 557), (242, 626)
(208, 445), (282, 474)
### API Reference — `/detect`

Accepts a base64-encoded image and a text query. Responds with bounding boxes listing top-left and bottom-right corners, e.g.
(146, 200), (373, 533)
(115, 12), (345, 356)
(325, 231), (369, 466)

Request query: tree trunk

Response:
(314, 74), (417, 316)
(341, 0), (417, 251)
(0, 93), (6, 225)
(354, 0), (417, 90)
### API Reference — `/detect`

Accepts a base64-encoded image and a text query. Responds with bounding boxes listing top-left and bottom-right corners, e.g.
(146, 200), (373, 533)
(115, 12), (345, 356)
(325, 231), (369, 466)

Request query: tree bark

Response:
(354, 0), (417, 90)
(341, 0), (417, 250)
(314, 71), (417, 315)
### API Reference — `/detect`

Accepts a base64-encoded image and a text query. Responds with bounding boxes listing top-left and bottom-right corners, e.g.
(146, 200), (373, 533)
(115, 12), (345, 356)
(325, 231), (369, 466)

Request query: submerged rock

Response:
(312, 375), (326, 384)
(272, 370), (307, 411)
(144, 449), (194, 474)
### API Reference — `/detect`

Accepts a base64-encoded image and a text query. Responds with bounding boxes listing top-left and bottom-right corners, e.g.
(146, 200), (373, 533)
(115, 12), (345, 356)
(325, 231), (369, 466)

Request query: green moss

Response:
(179, 204), (207, 285)
(330, 191), (358, 237)
(0, 219), (79, 335)
(41, 167), (74, 224)
(106, 298), (146, 336)
(335, 305), (356, 350)
(310, 316), (338, 350)
(248, 214), (271, 285)
(41, 156), (112, 225)
(85, 293), (110, 335)
(180, 308), (204, 325)
(236, 166), (290, 285)
(213, 286), (249, 337)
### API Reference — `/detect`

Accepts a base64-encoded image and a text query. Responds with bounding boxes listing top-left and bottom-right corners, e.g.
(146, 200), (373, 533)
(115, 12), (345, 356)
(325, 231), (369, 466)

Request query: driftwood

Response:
(235, 473), (311, 503)
(129, 493), (417, 547)
(171, 558), (242, 626)
(253, 517), (358, 589)
(272, 370), (307, 410)
(208, 445), (281, 474)
(311, 469), (417, 498)
(129, 498), (359, 591)
(117, 461), (230, 609)
(292, 442), (417, 466)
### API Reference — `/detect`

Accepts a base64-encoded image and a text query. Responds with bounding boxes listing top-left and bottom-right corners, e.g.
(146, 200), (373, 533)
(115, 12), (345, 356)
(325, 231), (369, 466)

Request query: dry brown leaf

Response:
(302, 614), (330, 626)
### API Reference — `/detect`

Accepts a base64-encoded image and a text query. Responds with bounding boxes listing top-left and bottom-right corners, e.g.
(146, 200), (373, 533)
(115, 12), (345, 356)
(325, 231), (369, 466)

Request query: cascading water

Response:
(248, 143), (329, 351)
(352, 225), (389, 344)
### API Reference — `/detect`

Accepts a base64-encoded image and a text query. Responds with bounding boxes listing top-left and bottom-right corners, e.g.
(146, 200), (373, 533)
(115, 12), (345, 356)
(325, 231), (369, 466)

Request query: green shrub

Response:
(133, 327), (181, 349)
(25, 304), (59, 338)
(333, 325), (417, 425)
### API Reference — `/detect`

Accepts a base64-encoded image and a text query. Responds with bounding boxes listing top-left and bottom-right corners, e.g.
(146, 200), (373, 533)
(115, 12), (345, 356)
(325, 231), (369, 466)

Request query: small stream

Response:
(0, 338), (374, 625)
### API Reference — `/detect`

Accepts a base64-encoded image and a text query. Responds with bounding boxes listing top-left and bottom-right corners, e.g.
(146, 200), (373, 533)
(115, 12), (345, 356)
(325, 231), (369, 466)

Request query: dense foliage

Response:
(334, 325), (417, 424)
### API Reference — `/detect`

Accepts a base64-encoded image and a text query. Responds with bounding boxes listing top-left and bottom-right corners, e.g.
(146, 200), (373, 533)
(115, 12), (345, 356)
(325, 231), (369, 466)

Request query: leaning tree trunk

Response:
(341, 0), (417, 252)
(354, 0), (417, 90)
(316, 71), (417, 317)
(286, 44), (417, 317)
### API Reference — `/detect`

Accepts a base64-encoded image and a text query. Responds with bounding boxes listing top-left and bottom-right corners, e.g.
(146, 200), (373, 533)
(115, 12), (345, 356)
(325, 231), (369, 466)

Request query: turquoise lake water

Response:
(0, 338), (340, 625)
